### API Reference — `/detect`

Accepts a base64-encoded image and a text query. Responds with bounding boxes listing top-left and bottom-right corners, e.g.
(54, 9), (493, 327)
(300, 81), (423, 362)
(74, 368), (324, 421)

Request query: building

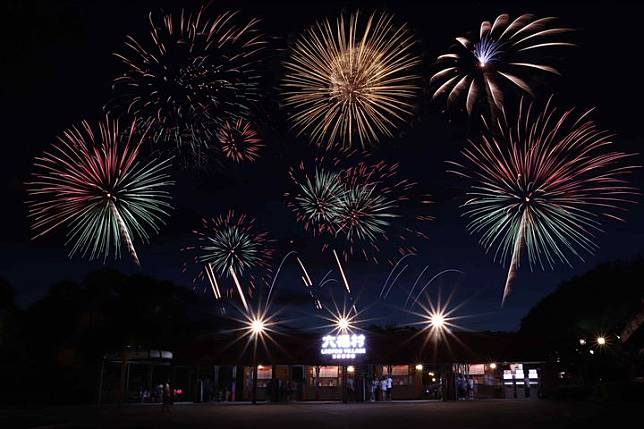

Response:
(137, 327), (545, 403)
(98, 328), (544, 403)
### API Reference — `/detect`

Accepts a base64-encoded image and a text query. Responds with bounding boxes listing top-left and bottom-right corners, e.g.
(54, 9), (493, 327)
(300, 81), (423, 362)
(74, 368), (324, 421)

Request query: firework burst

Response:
(26, 118), (174, 265)
(285, 152), (432, 263)
(185, 211), (274, 298)
(283, 11), (420, 149)
(447, 98), (639, 303)
(333, 160), (432, 261)
(217, 119), (263, 163)
(111, 6), (266, 164)
(285, 155), (347, 235)
(431, 14), (574, 117)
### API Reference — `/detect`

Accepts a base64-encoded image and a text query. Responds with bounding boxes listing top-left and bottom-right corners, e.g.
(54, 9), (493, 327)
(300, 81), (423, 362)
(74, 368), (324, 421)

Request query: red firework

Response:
(26, 117), (174, 264)
(183, 210), (274, 299)
(217, 119), (263, 163)
(285, 150), (432, 263)
(447, 97), (639, 304)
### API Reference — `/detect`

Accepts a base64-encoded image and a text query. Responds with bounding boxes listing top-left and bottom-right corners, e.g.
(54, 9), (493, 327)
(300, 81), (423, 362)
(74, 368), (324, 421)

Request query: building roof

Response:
(174, 327), (545, 366)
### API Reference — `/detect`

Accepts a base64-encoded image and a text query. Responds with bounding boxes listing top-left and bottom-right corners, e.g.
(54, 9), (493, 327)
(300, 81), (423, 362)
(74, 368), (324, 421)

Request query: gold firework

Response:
(283, 11), (420, 149)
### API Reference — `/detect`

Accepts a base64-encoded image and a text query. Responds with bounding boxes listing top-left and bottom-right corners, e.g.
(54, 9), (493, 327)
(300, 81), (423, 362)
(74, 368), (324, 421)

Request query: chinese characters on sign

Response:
(321, 334), (366, 359)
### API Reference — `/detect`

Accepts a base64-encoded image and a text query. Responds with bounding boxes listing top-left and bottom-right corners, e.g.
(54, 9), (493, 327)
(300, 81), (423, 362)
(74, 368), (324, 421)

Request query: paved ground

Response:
(1, 400), (637, 429)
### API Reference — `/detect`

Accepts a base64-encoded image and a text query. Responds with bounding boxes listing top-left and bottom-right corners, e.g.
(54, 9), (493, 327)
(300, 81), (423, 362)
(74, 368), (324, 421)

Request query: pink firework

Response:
(334, 160), (433, 262)
(217, 119), (263, 163)
(26, 117), (174, 264)
(447, 97), (639, 304)
(184, 210), (275, 298)
(285, 150), (432, 263)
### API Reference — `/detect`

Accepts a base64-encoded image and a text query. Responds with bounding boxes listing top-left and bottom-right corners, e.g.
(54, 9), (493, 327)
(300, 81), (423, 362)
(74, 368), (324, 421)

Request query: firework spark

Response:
(185, 211), (274, 298)
(286, 154), (432, 263)
(26, 118), (174, 264)
(447, 98), (639, 303)
(334, 160), (433, 262)
(432, 14), (574, 116)
(285, 159), (346, 235)
(283, 11), (420, 149)
(218, 119), (263, 163)
(111, 6), (266, 164)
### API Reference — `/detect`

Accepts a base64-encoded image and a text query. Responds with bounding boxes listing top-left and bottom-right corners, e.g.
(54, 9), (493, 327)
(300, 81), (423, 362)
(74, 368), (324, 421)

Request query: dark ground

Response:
(1, 400), (638, 429)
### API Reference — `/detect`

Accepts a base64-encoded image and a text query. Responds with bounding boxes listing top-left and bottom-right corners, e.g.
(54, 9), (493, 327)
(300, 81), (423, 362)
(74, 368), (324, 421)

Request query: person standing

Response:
(161, 382), (172, 413)
(380, 377), (387, 401)
(524, 374), (531, 398)
(386, 375), (393, 401)
(347, 377), (354, 402)
(467, 376), (474, 400)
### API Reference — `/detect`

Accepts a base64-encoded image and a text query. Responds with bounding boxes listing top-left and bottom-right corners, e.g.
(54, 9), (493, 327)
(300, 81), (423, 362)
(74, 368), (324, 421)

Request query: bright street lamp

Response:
(429, 312), (446, 329)
(248, 317), (267, 404)
(251, 319), (265, 336)
(337, 316), (350, 331)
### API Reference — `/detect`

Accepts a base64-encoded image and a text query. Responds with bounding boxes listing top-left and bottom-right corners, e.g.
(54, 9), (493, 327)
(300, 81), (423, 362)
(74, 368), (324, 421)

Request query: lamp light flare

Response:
(429, 312), (446, 329)
(337, 316), (350, 331)
(250, 318), (266, 336)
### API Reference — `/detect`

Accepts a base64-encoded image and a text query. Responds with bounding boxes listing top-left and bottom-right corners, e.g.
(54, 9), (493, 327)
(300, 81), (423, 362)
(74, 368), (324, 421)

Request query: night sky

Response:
(2, 0), (643, 331)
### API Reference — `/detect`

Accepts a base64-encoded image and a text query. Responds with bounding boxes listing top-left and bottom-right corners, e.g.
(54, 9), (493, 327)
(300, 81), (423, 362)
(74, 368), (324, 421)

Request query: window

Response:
(391, 365), (409, 376)
(469, 364), (485, 375)
(319, 366), (339, 378)
(257, 367), (272, 380)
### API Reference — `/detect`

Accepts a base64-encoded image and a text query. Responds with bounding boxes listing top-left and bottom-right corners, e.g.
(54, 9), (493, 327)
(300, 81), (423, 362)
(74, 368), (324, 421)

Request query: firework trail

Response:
(382, 264), (409, 300)
(333, 249), (352, 294)
(379, 253), (414, 297)
(266, 250), (297, 305)
(230, 267), (250, 313)
(205, 263), (222, 299)
(432, 14), (574, 117)
(26, 117), (174, 264)
(402, 265), (429, 306)
(184, 210), (274, 301)
(218, 119), (264, 163)
(447, 97), (639, 304)
(407, 269), (465, 309)
(110, 201), (140, 266)
(111, 5), (266, 165)
(283, 11), (420, 149)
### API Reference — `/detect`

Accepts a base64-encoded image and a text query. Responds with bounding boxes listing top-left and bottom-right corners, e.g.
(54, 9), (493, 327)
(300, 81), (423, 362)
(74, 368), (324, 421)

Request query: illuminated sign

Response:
(321, 334), (366, 359)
